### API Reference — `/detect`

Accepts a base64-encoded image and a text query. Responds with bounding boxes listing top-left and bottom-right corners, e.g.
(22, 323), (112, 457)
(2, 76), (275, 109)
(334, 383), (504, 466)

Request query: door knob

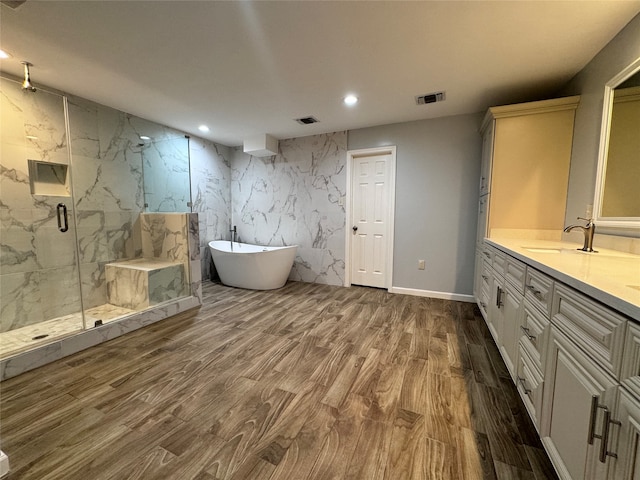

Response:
(352, 226), (358, 232)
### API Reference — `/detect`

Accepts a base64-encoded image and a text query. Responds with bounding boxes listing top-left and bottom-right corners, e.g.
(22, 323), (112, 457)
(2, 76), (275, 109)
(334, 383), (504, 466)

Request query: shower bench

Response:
(105, 258), (186, 310)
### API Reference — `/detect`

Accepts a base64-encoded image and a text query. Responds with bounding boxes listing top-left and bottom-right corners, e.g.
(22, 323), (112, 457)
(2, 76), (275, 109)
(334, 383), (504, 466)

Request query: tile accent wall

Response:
(231, 132), (347, 286)
(189, 138), (232, 280)
(67, 95), (145, 310)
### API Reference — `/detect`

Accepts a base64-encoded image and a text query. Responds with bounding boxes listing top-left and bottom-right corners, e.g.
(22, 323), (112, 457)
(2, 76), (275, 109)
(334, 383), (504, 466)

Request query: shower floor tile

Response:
(0, 304), (136, 358)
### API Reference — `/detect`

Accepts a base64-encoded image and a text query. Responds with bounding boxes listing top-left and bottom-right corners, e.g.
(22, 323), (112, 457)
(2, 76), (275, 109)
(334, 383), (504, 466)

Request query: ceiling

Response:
(1, 1), (639, 147)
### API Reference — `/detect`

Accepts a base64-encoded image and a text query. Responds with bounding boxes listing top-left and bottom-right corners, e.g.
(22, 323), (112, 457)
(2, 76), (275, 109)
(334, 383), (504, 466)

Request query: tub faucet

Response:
(230, 225), (237, 250)
(564, 217), (597, 252)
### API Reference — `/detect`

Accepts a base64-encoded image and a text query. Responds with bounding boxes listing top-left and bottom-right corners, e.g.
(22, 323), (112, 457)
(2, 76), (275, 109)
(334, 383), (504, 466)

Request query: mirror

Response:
(594, 58), (640, 228)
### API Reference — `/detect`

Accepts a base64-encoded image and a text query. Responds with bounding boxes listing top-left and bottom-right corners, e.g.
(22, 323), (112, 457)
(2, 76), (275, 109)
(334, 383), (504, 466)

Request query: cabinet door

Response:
(477, 194), (489, 245)
(541, 326), (618, 480)
(474, 248), (483, 298)
(517, 341), (544, 429)
(610, 388), (640, 480)
(488, 272), (504, 344)
(500, 281), (524, 379)
(479, 120), (494, 196)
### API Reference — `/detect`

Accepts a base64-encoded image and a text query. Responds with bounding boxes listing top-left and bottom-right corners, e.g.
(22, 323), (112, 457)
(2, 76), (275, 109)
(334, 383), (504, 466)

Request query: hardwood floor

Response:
(0, 281), (558, 480)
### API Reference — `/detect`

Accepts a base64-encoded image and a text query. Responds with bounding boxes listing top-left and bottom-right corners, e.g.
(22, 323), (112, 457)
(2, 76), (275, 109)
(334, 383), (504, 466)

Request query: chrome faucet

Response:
(564, 217), (597, 252)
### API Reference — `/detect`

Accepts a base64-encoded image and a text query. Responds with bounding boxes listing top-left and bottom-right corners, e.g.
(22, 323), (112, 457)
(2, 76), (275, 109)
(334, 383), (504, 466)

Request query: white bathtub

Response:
(208, 240), (297, 290)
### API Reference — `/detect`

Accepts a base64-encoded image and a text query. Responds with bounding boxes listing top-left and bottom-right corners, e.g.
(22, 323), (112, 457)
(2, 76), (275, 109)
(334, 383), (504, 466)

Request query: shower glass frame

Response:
(0, 77), (86, 357)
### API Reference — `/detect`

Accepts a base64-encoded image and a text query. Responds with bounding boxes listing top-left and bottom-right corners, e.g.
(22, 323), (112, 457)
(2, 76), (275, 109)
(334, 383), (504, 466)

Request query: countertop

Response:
(485, 237), (640, 321)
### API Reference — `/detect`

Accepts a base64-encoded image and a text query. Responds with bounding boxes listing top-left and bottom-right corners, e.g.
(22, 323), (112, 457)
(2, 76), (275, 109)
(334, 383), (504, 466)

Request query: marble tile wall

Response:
(189, 138), (232, 280)
(67, 95), (146, 310)
(141, 136), (190, 213)
(230, 132), (347, 286)
(67, 96), (196, 310)
(140, 211), (189, 291)
(1, 78), (82, 332)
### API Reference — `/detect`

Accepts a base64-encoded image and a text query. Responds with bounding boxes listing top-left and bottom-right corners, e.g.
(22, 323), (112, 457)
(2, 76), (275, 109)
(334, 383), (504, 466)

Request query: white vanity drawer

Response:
(479, 284), (490, 319)
(480, 260), (491, 293)
(524, 267), (554, 317)
(492, 249), (507, 277)
(505, 256), (526, 293)
(621, 321), (640, 397)
(520, 299), (550, 369)
(480, 244), (493, 264)
(552, 283), (628, 379)
(516, 341), (544, 429)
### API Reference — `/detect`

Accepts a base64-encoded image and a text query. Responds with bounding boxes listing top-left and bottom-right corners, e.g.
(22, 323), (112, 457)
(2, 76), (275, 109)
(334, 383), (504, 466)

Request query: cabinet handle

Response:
(520, 326), (537, 345)
(496, 286), (503, 308)
(599, 409), (621, 463)
(587, 397), (622, 462)
(482, 275), (489, 281)
(517, 376), (531, 395)
(526, 284), (544, 301)
(588, 396), (600, 445)
(483, 251), (491, 259)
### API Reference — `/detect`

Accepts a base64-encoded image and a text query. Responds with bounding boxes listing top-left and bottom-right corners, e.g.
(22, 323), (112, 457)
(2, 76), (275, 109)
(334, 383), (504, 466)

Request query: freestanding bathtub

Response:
(208, 240), (298, 290)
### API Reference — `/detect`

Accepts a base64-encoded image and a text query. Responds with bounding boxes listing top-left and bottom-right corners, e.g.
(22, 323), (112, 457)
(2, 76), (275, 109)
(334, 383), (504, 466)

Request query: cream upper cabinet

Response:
(477, 96), (580, 240)
(479, 120), (494, 197)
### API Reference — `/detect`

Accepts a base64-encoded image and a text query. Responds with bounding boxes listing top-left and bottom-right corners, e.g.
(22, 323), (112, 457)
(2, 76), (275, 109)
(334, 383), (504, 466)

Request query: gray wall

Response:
(558, 13), (640, 237)
(348, 113), (483, 296)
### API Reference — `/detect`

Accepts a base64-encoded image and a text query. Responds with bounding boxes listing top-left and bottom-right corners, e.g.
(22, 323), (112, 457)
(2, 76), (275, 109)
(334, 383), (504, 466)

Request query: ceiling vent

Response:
(415, 91), (446, 105)
(295, 116), (319, 125)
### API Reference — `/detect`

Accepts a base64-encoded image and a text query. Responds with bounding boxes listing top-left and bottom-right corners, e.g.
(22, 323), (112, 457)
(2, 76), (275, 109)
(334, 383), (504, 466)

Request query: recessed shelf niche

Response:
(28, 160), (70, 196)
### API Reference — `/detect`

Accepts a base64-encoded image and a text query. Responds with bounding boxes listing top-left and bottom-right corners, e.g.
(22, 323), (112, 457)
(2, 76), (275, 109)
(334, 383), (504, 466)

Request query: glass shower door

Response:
(0, 77), (84, 358)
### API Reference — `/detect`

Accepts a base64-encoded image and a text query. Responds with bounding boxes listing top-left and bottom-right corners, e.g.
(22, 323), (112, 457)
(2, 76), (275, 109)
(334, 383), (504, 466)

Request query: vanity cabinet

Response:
(475, 239), (640, 479)
(483, 246), (525, 379)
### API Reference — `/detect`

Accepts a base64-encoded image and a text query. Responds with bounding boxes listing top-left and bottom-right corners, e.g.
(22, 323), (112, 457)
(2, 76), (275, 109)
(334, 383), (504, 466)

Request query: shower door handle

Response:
(57, 203), (69, 232)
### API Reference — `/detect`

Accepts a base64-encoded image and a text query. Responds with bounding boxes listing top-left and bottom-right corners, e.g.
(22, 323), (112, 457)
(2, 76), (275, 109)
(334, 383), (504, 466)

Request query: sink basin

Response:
(523, 247), (562, 254)
(628, 285), (640, 292)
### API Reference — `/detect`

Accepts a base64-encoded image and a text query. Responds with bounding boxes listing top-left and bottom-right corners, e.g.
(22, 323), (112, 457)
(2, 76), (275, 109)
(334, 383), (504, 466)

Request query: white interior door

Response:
(350, 152), (393, 288)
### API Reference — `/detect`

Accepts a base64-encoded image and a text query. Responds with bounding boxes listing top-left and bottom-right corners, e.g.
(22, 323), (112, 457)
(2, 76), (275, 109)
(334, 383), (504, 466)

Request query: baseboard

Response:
(0, 450), (9, 478)
(390, 287), (475, 303)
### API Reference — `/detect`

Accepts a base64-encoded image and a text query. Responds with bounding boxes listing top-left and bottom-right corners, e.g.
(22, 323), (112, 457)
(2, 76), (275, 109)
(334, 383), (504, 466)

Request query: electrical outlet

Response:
(418, 259), (425, 270)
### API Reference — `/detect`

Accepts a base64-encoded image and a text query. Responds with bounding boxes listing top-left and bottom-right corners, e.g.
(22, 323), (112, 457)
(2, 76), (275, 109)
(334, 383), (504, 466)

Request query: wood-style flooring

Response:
(0, 281), (558, 480)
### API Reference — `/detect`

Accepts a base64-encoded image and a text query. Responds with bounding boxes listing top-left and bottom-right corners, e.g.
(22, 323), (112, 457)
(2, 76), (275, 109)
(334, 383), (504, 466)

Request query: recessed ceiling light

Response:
(198, 125), (210, 133)
(343, 95), (358, 106)
(0, 49), (11, 59)
(139, 135), (151, 141)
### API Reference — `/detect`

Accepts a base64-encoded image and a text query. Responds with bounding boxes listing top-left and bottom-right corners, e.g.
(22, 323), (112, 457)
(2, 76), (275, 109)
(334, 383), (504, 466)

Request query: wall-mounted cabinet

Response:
(477, 96), (580, 243)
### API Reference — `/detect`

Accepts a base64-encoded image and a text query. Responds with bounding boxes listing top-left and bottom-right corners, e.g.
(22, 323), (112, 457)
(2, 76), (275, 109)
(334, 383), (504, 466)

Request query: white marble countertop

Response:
(486, 237), (640, 322)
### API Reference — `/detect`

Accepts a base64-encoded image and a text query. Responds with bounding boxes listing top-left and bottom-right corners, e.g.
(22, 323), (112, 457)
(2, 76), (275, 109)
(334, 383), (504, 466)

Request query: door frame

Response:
(344, 146), (396, 291)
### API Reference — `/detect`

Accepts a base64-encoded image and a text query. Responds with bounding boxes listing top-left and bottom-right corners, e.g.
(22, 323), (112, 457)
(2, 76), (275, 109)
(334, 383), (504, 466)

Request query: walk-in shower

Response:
(0, 73), (194, 361)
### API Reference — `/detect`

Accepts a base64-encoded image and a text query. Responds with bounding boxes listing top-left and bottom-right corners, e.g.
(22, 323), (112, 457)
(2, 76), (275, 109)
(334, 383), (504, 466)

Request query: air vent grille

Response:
(295, 116), (319, 125)
(415, 91), (446, 105)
